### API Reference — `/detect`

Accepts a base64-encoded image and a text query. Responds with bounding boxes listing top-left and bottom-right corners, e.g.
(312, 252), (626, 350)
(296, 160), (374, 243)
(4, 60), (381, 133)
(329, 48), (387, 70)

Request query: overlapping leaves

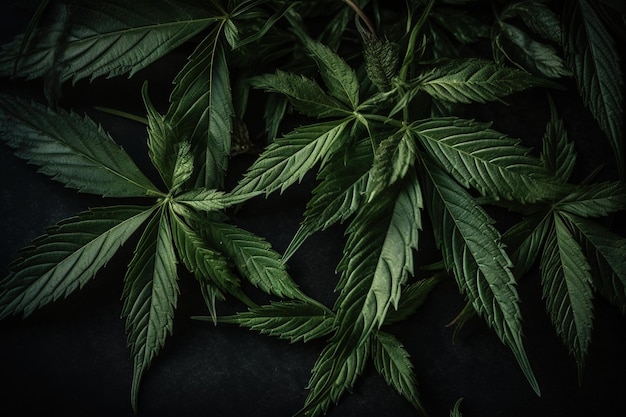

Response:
(1, 1), (625, 417)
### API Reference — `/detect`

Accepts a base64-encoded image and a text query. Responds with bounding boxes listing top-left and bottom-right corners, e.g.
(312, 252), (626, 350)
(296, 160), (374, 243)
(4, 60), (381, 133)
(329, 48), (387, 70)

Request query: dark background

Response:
(1, 2), (625, 417)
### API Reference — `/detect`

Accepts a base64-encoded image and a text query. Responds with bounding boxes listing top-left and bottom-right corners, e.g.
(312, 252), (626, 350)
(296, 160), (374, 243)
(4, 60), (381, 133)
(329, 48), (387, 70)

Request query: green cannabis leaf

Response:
(1, 1), (625, 416)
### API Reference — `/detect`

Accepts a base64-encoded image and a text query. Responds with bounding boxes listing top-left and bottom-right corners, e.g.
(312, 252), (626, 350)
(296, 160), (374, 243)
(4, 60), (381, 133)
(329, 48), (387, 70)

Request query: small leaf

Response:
(384, 274), (444, 325)
(231, 120), (352, 197)
(299, 337), (369, 417)
(366, 129), (418, 202)
(216, 300), (333, 343)
(251, 70), (350, 118)
(503, 213), (552, 278)
(540, 214), (594, 375)
(541, 98), (576, 182)
(143, 82), (181, 190)
(122, 208), (179, 412)
(200, 220), (313, 303)
(416, 59), (555, 104)
(169, 211), (241, 299)
(359, 30), (400, 93)
(304, 38), (360, 109)
(0, 94), (159, 197)
(372, 331), (425, 414)
(493, 22), (571, 79)
(0, 206), (153, 319)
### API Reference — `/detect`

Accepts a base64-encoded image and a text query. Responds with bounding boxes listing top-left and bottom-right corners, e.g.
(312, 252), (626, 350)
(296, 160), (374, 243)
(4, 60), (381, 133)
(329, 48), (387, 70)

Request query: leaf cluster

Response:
(1, 1), (625, 416)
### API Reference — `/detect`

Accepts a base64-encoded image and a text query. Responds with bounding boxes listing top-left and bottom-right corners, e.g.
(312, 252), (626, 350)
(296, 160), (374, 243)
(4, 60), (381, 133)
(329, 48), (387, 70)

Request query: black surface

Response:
(1, 3), (626, 417)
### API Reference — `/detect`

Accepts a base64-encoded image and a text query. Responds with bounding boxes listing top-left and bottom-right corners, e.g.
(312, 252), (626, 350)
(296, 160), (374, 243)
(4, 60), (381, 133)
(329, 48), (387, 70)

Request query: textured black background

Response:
(1, 3), (625, 417)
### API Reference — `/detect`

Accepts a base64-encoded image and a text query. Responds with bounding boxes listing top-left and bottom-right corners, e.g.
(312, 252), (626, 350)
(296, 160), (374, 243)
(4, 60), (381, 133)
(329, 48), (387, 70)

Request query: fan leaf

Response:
(0, 206), (153, 319)
(0, 94), (159, 197)
(556, 181), (626, 218)
(304, 38), (360, 109)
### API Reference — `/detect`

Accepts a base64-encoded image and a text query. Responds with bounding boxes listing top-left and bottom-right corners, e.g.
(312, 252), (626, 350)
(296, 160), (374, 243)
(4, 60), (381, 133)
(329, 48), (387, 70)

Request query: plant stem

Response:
(342, 0), (376, 35)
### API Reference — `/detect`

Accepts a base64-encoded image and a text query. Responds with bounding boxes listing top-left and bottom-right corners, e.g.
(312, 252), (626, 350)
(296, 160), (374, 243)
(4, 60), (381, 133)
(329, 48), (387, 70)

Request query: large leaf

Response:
(231, 120), (352, 196)
(421, 157), (539, 395)
(0, 94), (159, 197)
(166, 28), (233, 189)
(563, 0), (624, 177)
(413, 117), (555, 203)
(372, 331), (425, 414)
(540, 214), (594, 375)
(122, 208), (179, 412)
(0, 206), (153, 319)
(415, 59), (553, 104)
(216, 300), (334, 343)
(0, 0), (218, 86)
(500, 1), (562, 43)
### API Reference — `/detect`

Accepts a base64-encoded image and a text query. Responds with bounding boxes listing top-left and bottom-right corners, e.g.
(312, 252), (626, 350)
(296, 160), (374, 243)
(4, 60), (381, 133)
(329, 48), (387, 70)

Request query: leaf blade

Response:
(0, 94), (159, 197)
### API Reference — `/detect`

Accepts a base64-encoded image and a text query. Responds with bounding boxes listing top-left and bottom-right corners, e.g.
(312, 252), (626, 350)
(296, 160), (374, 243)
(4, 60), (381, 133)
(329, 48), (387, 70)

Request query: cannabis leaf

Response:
(0, 0), (217, 86)
(372, 331), (425, 414)
(563, 0), (624, 178)
(0, 206), (153, 319)
(540, 214), (594, 375)
(415, 59), (555, 104)
(215, 300), (334, 343)
(413, 117), (556, 203)
(231, 120), (352, 196)
(122, 207), (179, 412)
(421, 156), (540, 395)
(0, 94), (159, 197)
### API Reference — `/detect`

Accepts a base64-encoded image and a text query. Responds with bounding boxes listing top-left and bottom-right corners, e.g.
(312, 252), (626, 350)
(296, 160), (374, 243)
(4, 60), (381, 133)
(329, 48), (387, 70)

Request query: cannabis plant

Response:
(0, 0), (624, 416)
